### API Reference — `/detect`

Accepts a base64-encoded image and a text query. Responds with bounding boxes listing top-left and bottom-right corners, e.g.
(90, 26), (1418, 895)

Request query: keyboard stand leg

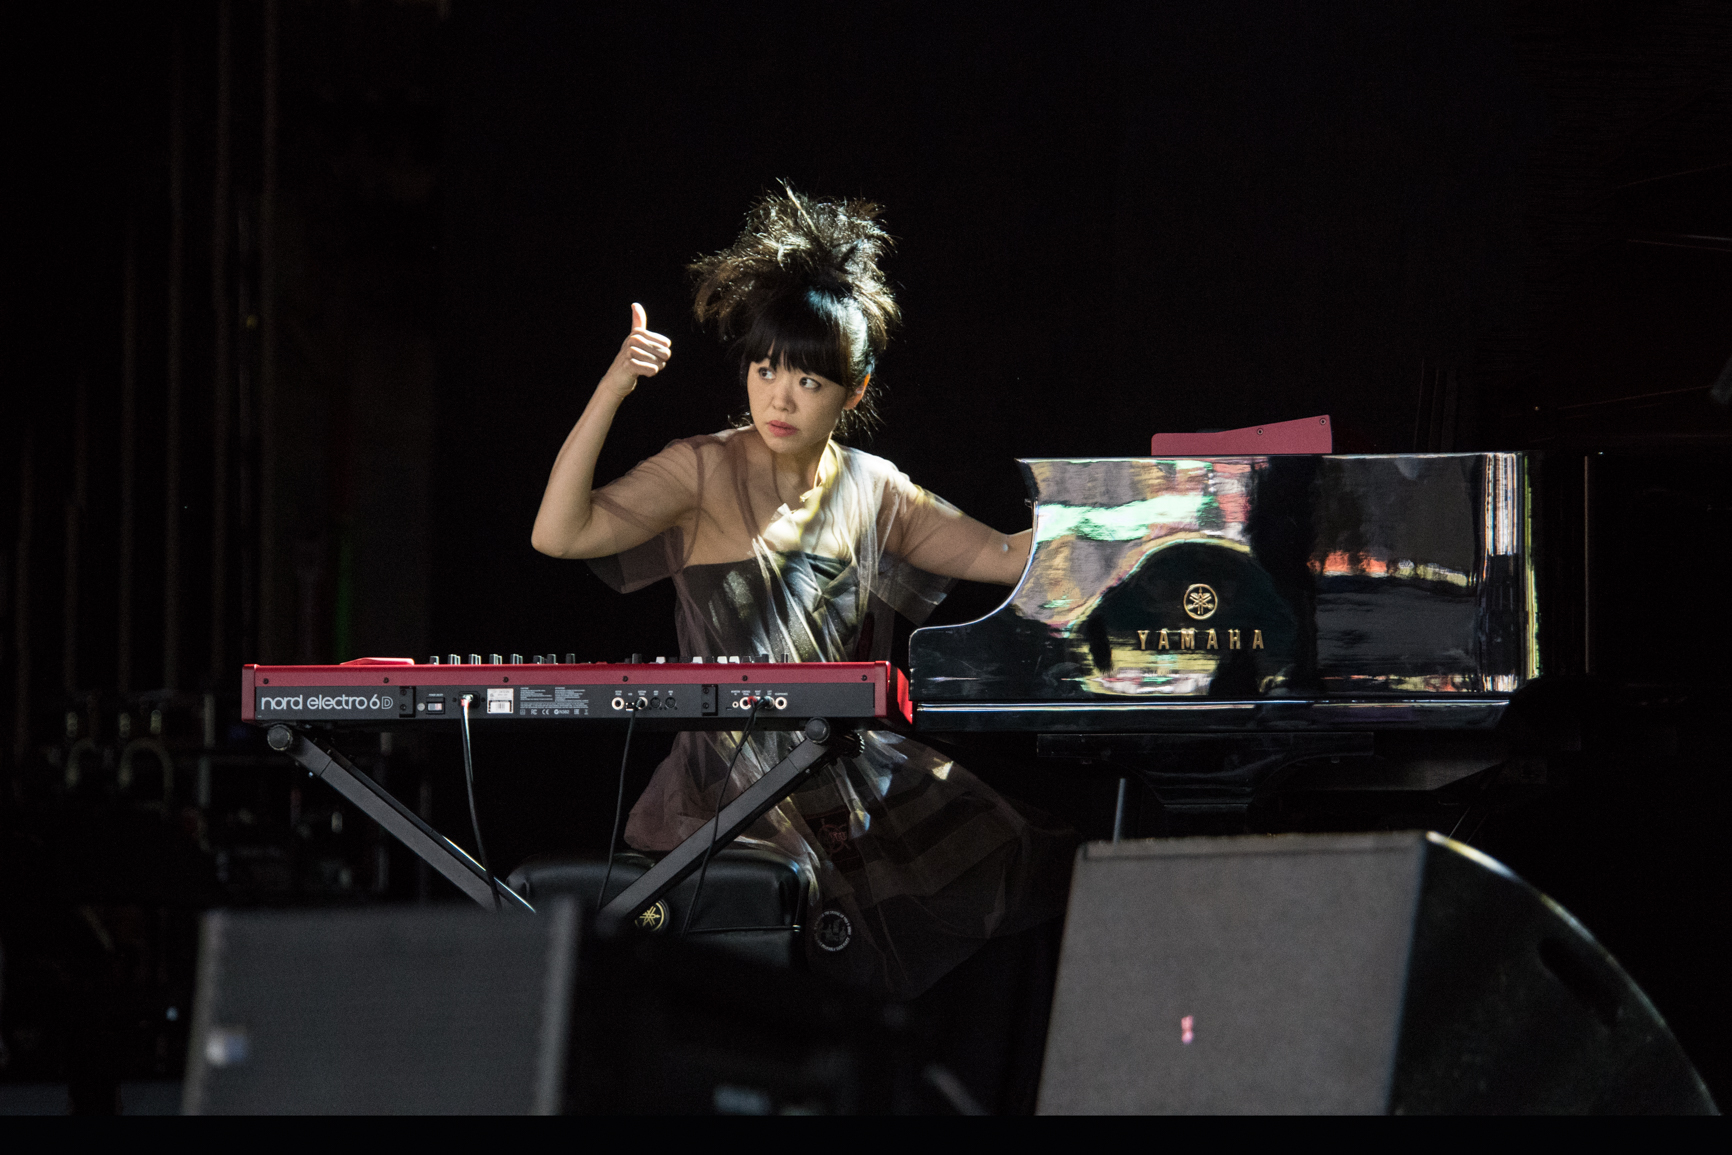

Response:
(598, 717), (845, 932)
(265, 724), (535, 913)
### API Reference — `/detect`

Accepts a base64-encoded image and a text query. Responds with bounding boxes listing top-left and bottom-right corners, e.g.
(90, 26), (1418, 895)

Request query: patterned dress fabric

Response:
(588, 428), (1073, 998)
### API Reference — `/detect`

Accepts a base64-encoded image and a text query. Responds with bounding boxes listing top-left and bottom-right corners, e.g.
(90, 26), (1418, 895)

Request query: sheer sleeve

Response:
(584, 437), (706, 593)
(867, 466), (985, 624)
(879, 468), (1015, 592)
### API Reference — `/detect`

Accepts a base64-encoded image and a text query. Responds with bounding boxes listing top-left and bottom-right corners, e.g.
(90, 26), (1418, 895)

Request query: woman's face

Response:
(746, 358), (865, 459)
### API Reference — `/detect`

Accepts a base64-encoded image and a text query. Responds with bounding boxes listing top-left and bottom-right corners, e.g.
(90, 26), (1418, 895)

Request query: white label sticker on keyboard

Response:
(517, 686), (589, 716)
(486, 687), (514, 714)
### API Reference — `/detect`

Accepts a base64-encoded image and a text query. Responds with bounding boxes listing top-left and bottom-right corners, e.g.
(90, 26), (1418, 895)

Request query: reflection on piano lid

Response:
(910, 453), (1534, 731)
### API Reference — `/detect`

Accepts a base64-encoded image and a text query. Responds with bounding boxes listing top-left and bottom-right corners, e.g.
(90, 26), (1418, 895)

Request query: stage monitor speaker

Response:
(1037, 832), (1714, 1114)
(182, 901), (577, 1115)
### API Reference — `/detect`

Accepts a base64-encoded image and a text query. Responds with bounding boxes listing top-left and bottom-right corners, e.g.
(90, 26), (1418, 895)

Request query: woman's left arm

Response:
(893, 496), (1033, 586)
(950, 523), (1033, 585)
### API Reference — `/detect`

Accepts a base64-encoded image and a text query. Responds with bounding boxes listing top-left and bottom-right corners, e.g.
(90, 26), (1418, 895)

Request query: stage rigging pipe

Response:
(236, 209), (256, 662)
(1439, 369), (1459, 453)
(118, 215), (138, 694)
(163, 26), (186, 692)
(210, 0), (233, 681)
(258, 0), (280, 664)
(1412, 362), (1427, 452)
(1428, 367), (1446, 452)
(62, 376), (89, 695)
(12, 439), (35, 771)
(1583, 455), (1592, 675)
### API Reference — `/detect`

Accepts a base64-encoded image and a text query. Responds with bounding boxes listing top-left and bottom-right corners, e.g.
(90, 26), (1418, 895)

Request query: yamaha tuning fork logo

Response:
(1133, 582), (1265, 652)
(1182, 583), (1218, 620)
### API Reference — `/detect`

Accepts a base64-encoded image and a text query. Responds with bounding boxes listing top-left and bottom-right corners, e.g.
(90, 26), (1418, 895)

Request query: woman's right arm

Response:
(531, 304), (681, 559)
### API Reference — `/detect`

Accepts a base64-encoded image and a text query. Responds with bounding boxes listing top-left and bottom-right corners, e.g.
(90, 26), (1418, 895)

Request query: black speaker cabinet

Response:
(182, 901), (577, 1115)
(1037, 832), (1714, 1114)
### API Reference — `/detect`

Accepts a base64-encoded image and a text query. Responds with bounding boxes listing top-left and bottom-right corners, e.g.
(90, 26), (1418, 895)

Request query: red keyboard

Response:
(241, 658), (911, 729)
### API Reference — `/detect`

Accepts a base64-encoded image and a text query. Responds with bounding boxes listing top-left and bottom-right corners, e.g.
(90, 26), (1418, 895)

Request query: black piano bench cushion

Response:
(507, 847), (810, 971)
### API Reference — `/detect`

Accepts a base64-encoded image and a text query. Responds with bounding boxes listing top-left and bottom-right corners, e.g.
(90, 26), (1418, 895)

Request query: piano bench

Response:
(506, 846), (811, 971)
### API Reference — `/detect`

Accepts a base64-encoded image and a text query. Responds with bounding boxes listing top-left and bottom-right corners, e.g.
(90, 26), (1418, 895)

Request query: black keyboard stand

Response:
(267, 724), (536, 912)
(264, 717), (851, 921)
(597, 716), (850, 933)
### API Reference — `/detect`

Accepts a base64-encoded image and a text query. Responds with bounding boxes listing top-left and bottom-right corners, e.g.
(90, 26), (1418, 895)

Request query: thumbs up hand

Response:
(600, 302), (673, 399)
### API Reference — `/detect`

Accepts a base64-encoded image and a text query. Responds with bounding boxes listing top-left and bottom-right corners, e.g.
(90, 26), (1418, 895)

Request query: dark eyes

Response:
(756, 365), (823, 391)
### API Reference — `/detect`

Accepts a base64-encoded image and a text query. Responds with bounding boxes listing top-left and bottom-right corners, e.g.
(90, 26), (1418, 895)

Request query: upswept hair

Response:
(690, 183), (899, 439)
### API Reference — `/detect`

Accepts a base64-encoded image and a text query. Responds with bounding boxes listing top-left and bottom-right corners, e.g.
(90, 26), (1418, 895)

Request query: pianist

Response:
(530, 185), (1073, 998)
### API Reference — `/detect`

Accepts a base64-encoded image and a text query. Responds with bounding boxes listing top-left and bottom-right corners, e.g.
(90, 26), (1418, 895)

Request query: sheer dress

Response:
(588, 427), (1073, 998)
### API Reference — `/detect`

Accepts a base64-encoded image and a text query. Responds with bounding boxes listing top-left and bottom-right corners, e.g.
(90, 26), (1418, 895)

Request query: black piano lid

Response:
(913, 698), (1509, 733)
(909, 453), (1534, 729)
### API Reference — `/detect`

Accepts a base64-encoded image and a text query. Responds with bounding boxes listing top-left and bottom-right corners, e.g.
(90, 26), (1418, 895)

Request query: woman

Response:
(532, 186), (1072, 998)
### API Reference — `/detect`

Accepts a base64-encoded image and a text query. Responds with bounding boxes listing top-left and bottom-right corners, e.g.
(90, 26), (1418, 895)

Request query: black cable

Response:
(682, 697), (765, 936)
(458, 694), (502, 911)
(597, 701), (641, 914)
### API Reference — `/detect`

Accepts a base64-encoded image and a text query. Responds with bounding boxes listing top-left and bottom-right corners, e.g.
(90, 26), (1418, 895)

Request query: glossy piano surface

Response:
(911, 454), (1535, 729)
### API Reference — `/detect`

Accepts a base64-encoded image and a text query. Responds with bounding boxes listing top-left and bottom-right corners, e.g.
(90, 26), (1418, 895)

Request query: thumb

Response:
(630, 302), (648, 332)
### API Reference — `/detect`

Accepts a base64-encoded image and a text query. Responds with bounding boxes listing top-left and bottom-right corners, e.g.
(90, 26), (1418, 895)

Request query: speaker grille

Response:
(183, 902), (576, 1115)
(1038, 833), (1425, 1114)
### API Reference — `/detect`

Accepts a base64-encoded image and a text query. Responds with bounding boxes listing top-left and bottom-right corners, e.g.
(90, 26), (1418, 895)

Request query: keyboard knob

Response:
(564, 653), (576, 664)
(468, 654), (481, 665)
(510, 653), (523, 664)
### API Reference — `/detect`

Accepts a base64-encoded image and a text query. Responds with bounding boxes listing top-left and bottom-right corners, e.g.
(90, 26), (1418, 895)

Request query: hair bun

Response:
(690, 182), (900, 352)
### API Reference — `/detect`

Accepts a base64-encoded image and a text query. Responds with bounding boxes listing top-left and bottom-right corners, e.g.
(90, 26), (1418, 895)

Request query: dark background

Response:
(1, 0), (1728, 1105)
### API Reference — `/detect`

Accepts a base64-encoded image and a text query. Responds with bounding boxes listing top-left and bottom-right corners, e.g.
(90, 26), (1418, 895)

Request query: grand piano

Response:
(247, 440), (1713, 917)
(909, 451), (1539, 824)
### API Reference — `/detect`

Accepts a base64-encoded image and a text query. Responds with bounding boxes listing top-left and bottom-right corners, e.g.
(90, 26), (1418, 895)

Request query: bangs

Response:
(733, 288), (866, 388)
